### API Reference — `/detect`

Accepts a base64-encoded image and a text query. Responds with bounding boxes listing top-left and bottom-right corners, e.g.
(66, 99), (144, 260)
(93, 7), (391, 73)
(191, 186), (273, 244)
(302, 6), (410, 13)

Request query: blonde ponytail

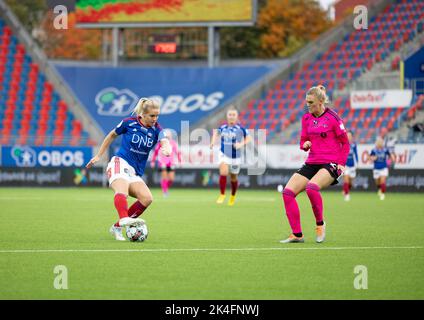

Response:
(306, 85), (330, 104)
(133, 98), (160, 116)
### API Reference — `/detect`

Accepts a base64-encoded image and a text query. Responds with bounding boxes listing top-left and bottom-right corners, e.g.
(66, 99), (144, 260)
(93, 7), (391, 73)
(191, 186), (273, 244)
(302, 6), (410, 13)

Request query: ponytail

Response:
(133, 98), (160, 116)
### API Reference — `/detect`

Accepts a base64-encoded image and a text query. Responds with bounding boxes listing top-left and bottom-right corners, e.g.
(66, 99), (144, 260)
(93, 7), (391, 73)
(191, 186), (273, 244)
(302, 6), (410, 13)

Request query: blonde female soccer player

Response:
(210, 107), (251, 206)
(86, 98), (171, 241)
(280, 85), (349, 243)
(368, 137), (396, 200)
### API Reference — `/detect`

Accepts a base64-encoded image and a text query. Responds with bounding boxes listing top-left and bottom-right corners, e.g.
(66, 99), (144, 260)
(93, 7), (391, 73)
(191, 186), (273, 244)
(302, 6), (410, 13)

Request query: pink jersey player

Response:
(300, 107), (349, 165)
(151, 138), (180, 169)
(280, 85), (349, 244)
(150, 136), (181, 197)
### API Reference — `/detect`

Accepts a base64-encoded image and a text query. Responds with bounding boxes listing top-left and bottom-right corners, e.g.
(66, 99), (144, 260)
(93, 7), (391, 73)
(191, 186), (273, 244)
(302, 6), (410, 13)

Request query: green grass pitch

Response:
(0, 187), (423, 299)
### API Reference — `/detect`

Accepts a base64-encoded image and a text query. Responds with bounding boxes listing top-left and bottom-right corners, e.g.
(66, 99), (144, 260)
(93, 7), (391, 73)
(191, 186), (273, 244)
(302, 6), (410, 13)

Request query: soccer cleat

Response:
(380, 193), (385, 200)
(279, 234), (304, 243)
(228, 195), (236, 206)
(315, 222), (326, 243)
(216, 194), (226, 204)
(109, 225), (126, 241)
(344, 194), (350, 201)
(118, 217), (145, 227)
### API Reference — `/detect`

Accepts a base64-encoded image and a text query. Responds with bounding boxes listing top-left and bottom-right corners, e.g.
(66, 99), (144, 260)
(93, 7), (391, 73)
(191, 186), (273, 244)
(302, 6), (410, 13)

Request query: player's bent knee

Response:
(139, 194), (153, 207)
(305, 182), (320, 191)
(282, 188), (297, 199)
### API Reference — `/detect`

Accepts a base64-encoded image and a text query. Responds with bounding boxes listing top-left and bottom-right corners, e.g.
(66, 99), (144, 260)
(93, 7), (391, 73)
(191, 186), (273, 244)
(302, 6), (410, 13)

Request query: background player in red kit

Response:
(280, 85), (350, 243)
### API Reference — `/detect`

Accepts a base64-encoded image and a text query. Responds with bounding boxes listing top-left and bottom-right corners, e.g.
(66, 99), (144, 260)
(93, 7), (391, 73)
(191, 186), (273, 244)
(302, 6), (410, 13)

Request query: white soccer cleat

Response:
(279, 234), (304, 243)
(380, 193), (385, 200)
(315, 222), (326, 243)
(118, 217), (145, 227)
(109, 225), (126, 241)
(344, 194), (350, 201)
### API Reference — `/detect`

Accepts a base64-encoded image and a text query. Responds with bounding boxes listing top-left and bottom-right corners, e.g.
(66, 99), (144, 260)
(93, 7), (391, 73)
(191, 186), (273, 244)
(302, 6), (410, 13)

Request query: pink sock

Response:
(128, 201), (147, 218)
(167, 180), (173, 189)
(305, 183), (324, 225)
(282, 188), (302, 234)
(161, 179), (168, 193)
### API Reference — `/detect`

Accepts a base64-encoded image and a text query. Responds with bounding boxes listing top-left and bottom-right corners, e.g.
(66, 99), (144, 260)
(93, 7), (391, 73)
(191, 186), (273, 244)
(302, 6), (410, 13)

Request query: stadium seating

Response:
(239, 0), (424, 143)
(0, 18), (94, 146)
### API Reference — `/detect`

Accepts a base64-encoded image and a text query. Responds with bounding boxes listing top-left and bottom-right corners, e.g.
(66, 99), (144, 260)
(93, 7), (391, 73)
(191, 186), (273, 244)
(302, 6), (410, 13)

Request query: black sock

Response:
(316, 221), (324, 226)
(294, 232), (303, 237)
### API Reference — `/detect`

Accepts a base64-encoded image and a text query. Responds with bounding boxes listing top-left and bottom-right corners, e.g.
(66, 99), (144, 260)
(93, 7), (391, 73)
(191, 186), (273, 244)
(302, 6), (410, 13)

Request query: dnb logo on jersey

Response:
(11, 146), (36, 167)
(95, 87), (138, 116)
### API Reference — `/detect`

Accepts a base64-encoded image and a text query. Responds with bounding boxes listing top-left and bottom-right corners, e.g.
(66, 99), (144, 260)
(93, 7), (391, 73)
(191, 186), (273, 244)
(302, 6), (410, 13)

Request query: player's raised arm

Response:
(150, 143), (160, 167)
(234, 128), (252, 149)
(210, 128), (219, 149)
(300, 115), (311, 151)
(159, 131), (172, 156)
(86, 129), (118, 169)
(335, 123), (350, 170)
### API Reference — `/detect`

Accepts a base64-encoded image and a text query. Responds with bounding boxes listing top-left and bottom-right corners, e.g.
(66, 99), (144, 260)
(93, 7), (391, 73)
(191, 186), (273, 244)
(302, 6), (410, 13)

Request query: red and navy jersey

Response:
(218, 123), (249, 159)
(370, 147), (391, 170)
(346, 143), (359, 167)
(114, 117), (164, 176)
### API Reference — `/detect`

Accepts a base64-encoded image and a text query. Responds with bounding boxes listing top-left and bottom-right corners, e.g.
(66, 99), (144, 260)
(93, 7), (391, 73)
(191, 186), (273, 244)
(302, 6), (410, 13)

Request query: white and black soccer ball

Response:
(126, 224), (148, 242)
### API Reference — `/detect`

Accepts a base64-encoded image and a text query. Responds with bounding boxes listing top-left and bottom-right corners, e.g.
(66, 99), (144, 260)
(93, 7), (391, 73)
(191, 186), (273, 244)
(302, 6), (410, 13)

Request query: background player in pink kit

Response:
(151, 130), (181, 197)
(280, 85), (350, 243)
(86, 98), (171, 241)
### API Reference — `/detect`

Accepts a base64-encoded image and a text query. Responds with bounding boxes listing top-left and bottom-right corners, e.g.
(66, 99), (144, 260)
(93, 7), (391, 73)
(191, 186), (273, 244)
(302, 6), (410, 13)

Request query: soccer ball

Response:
(126, 224), (148, 242)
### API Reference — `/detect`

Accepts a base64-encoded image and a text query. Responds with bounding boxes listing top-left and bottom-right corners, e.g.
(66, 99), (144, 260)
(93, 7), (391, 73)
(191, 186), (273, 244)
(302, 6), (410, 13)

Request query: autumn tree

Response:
(257, 0), (333, 58)
(221, 0), (333, 59)
(38, 11), (102, 60)
(5, 0), (46, 32)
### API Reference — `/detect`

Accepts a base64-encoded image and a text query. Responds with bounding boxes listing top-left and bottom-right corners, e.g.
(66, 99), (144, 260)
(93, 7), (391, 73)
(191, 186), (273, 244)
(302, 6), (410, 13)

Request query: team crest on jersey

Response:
(313, 120), (318, 125)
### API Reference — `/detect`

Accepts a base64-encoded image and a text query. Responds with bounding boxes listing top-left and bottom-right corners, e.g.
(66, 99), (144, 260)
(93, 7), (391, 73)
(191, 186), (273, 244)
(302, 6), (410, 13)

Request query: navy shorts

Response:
(296, 163), (342, 185)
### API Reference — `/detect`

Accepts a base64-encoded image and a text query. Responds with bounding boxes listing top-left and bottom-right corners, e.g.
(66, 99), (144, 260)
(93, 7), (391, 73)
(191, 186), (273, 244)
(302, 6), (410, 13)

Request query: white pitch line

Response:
(0, 246), (422, 254)
(0, 197), (277, 202)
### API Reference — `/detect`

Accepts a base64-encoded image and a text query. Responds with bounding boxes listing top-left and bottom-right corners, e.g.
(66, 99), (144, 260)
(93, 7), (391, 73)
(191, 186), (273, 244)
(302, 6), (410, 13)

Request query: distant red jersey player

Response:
(280, 85), (349, 243)
(210, 107), (251, 206)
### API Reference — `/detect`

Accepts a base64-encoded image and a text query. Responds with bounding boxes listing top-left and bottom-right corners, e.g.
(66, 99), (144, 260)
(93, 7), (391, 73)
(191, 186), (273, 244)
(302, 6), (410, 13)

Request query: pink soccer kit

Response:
(283, 107), (350, 237)
(151, 139), (180, 168)
(300, 108), (350, 166)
